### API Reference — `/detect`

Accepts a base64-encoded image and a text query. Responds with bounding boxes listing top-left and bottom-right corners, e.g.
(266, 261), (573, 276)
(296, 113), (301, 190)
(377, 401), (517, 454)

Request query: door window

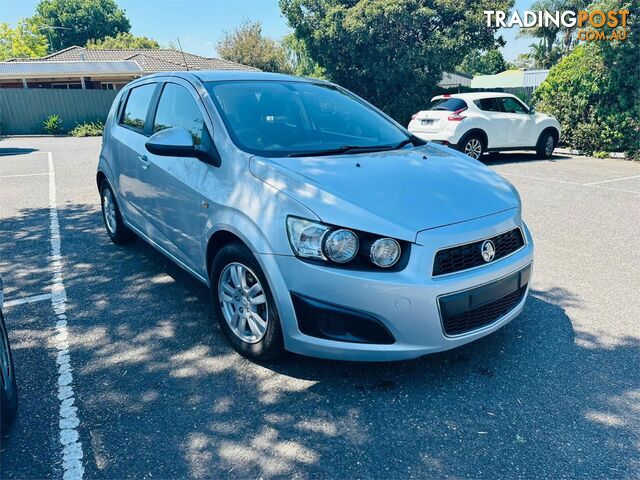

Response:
(499, 97), (528, 114)
(153, 83), (205, 145)
(120, 83), (156, 132)
(475, 98), (501, 112)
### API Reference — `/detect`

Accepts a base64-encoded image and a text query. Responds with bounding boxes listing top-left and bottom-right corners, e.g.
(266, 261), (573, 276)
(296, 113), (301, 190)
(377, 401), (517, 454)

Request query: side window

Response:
(475, 98), (501, 112)
(120, 83), (156, 132)
(500, 97), (528, 114)
(153, 83), (205, 145)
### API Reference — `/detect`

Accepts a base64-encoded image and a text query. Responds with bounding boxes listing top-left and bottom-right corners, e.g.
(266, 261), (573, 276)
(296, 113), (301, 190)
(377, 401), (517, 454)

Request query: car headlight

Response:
(370, 238), (401, 268)
(324, 229), (359, 263)
(286, 217), (330, 260)
(286, 217), (405, 269)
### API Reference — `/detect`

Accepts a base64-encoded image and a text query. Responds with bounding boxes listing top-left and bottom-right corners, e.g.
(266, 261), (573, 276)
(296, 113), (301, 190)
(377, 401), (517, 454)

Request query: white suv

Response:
(408, 93), (561, 160)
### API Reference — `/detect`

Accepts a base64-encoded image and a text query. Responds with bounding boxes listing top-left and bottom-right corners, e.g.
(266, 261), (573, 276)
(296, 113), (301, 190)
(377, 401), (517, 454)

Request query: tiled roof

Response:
(0, 61), (142, 78)
(5, 46), (259, 72)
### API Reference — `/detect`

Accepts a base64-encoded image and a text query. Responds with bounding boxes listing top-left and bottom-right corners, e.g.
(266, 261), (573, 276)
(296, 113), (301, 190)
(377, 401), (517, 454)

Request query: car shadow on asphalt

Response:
(0, 147), (39, 156)
(1, 203), (638, 479)
(482, 152), (572, 166)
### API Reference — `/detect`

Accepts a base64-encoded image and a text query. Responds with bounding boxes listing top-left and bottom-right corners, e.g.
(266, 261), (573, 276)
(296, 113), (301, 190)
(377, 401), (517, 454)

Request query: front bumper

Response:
(258, 210), (534, 361)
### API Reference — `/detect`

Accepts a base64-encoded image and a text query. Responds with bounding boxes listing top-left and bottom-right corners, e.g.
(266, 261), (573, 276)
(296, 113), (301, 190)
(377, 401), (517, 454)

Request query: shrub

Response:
(534, 0), (639, 157)
(69, 121), (104, 137)
(43, 114), (63, 134)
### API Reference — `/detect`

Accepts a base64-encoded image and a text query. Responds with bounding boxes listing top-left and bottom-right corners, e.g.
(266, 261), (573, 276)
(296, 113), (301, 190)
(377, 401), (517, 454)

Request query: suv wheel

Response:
(100, 180), (136, 245)
(210, 242), (284, 361)
(536, 131), (556, 159)
(459, 135), (484, 160)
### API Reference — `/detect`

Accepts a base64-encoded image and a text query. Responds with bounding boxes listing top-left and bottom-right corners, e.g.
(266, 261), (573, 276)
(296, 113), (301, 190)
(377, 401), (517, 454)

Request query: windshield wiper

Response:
(287, 144), (395, 157)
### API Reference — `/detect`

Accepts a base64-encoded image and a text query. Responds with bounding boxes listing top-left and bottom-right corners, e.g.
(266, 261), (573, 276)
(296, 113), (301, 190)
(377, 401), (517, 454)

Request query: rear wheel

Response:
(210, 242), (284, 361)
(458, 134), (484, 160)
(0, 311), (18, 433)
(536, 131), (556, 159)
(100, 180), (135, 245)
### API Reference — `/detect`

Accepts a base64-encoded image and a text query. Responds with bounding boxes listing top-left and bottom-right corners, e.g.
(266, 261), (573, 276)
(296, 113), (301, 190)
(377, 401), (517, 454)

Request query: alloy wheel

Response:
(464, 138), (482, 159)
(218, 262), (268, 344)
(545, 136), (555, 156)
(102, 189), (117, 234)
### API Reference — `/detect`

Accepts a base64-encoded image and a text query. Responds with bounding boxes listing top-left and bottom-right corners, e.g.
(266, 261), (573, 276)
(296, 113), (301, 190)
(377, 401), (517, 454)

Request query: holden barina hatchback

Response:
(98, 71), (534, 362)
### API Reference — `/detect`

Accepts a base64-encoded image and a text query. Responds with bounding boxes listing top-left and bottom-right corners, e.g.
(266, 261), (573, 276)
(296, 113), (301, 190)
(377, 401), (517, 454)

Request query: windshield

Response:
(427, 98), (467, 111)
(204, 80), (410, 157)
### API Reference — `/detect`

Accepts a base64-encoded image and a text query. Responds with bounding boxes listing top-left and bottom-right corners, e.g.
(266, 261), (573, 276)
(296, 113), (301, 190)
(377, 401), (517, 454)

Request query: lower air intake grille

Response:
(440, 286), (526, 336)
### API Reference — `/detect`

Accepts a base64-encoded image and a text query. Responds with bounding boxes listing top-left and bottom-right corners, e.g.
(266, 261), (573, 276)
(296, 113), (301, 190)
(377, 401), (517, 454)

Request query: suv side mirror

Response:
(146, 127), (220, 166)
(529, 107), (536, 114)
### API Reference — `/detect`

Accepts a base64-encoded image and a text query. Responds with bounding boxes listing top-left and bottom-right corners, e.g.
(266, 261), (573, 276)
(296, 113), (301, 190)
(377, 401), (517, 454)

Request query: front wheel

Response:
(210, 242), (284, 361)
(536, 131), (556, 159)
(458, 135), (484, 160)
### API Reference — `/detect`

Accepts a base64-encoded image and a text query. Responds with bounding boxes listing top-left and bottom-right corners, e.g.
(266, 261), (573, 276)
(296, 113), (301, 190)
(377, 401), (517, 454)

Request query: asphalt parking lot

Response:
(1, 136), (638, 479)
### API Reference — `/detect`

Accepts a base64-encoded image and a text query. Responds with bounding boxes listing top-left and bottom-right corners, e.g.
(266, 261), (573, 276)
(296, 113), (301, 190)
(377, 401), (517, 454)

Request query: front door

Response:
(497, 97), (536, 147)
(137, 81), (214, 272)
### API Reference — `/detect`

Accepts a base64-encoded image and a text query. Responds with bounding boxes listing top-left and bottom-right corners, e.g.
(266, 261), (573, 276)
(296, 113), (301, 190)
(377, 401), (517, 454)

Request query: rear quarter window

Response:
(119, 83), (156, 133)
(428, 98), (467, 111)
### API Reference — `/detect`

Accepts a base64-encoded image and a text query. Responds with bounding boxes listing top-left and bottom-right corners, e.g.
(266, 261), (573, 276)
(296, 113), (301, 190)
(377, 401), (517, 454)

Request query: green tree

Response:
(282, 33), (325, 78)
(33, 0), (130, 51)
(86, 32), (159, 49)
(517, 0), (563, 68)
(0, 18), (49, 60)
(217, 20), (292, 73)
(457, 49), (507, 76)
(280, 0), (514, 123)
(535, 0), (639, 155)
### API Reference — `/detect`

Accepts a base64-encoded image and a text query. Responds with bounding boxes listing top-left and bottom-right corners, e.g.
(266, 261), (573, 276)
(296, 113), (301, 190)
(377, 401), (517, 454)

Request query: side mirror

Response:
(146, 127), (220, 166)
(146, 127), (198, 157)
(529, 107), (536, 114)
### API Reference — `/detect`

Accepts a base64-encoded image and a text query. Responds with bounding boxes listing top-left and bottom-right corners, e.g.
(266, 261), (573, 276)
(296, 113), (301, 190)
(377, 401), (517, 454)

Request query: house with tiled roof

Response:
(0, 45), (258, 90)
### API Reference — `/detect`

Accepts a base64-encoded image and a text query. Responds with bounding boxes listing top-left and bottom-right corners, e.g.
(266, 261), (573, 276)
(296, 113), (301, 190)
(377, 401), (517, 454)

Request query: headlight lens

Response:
(324, 229), (358, 263)
(286, 217), (330, 260)
(370, 238), (401, 268)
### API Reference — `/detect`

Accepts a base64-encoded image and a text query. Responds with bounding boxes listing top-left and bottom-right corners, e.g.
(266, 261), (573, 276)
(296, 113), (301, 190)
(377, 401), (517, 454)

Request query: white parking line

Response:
(584, 174), (640, 185)
(4, 293), (53, 308)
(501, 172), (640, 195)
(47, 152), (84, 480)
(0, 173), (49, 178)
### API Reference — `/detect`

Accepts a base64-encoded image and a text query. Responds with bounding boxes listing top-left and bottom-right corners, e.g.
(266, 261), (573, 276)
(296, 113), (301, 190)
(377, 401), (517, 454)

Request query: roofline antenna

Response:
(176, 38), (189, 71)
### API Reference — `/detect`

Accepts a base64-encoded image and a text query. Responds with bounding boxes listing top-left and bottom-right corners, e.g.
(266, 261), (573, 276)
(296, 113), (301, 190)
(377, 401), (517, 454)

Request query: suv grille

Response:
(433, 228), (524, 276)
(441, 286), (526, 336)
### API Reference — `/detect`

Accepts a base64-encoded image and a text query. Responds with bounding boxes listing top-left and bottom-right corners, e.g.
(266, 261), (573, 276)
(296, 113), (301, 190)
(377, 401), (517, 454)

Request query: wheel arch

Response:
(538, 126), (560, 144)
(459, 128), (488, 149)
(205, 229), (251, 279)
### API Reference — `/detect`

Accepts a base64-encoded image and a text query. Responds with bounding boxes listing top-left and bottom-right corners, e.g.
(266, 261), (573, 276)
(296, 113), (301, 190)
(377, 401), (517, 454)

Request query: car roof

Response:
(432, 92), (518, 101)
(140, 70), (330, 84)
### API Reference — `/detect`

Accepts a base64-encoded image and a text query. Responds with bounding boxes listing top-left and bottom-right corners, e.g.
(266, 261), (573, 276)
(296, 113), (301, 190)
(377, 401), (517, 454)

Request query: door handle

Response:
(138, 155), (150, 169)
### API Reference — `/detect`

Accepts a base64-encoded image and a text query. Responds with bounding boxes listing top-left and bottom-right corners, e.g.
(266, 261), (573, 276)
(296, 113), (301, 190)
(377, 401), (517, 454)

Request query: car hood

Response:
(249, 144), (519, 242)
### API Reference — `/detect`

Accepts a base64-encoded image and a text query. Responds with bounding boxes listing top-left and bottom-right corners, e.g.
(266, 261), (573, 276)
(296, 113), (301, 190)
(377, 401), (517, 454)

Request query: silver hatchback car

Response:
(98, 71), (534, 362)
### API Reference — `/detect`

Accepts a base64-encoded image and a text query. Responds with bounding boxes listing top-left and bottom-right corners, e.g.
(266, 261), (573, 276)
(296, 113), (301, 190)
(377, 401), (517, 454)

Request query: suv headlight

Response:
(286, 216), (404, 269)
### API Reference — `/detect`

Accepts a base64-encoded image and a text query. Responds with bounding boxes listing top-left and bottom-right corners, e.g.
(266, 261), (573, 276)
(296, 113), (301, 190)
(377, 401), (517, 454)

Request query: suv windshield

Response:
(204, 80), (410, 157)
(427, 98), (467, 111)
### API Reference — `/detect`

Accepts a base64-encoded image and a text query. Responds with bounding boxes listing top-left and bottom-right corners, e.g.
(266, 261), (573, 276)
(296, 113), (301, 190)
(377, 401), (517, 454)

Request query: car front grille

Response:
(432, 228), (525, 276)
(440, 286), (526, 336)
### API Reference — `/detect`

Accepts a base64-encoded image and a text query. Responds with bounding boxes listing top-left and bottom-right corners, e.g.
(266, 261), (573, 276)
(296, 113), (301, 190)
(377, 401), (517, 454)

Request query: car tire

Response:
(0, 311), (18, 433)
(100, 180), (136, 245)
(458, 134), (485, 160)
(210, 242), (284, 361)
(536, 131), (556, 159)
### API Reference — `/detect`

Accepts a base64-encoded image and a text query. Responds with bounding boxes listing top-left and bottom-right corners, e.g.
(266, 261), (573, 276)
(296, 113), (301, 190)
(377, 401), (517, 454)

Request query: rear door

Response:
(413, 97), (467, 136)
(474, 97), (509, 148)
(138, 80), (214, 271)
(111, 81), (159, 228)
(497, 97), (536, 147)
